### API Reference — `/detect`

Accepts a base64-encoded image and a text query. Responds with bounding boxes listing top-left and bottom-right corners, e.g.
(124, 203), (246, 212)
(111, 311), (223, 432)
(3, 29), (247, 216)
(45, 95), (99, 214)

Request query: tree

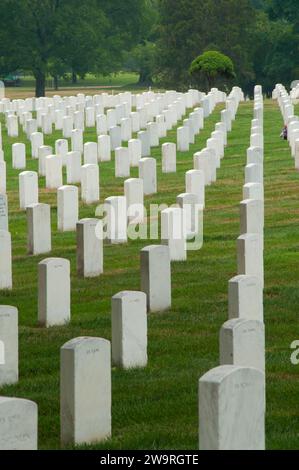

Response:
(248, 1), (299, 93)
(124, 0), (159, 86)
(0, 0), (146, 97)
(126, 42), (157, 86)
(0, 0), (106, 96)
(156, 0), (255, 89)
(190, 51), (235, 90)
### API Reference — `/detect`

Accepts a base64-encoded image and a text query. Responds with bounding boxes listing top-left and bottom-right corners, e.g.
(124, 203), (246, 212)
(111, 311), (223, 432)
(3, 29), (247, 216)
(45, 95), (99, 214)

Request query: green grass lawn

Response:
(6, 72), (140, 91)
(0, 98), (299, 450)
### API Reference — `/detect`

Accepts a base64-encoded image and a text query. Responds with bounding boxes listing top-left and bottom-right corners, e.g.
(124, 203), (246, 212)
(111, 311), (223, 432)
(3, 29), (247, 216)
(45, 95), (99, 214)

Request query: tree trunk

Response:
(54, 75), (59, 90)
(138, 70), (153, 87)
(72, 71), (77, 84)
(206, 74), (214, 92)
(35, 70), (46, 97)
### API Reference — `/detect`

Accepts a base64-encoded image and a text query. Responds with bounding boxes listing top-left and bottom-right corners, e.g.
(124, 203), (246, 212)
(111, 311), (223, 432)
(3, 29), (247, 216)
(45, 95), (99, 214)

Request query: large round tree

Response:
(190, 50), (235, 90)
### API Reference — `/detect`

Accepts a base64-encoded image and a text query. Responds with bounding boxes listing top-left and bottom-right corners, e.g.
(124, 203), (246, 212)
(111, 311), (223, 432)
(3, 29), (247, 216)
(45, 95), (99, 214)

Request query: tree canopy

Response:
(190, 51), (235, 90)
(0, 0), (146, 96)
(0, 0), (297, 95)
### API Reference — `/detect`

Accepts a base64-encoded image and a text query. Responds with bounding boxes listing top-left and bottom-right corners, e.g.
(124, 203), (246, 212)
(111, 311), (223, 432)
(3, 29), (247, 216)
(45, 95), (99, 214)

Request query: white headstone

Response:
(185, 169), (205, 207)
(0, 397), (38, 450)
(124, 178), (144, 223)
(12, 143), (26, 169)
(146, 122), (159, 147)
(77, 219), (103, 277)
(112, 291), (147, 369)
(199, 365), (265, 450)
(115, 147), (130, 178)
(19, 171), (38, 209)
(177, 126), (189, 152)
(193, 151), (212, 185)
(162, 143), (176, 173)
(0, 194), (8, 230)
(30, 132), (44, 159)
(137, 130), (151, 157)
(83, 142), (98, 165)
(120, 117), (132, 142)
(141, 245), (171, 312)
(66, 151), (82, 184)
(0, 305), (18, 386)
(98, 135), (111, 162)
(237, 234), (264, 288)
(0, 161), (6, 194)
(81, 164), (100, 204)
(228, 275), (263, 321)
(245, 163), (263, 185)
(247, 147), (263, 166)
(177, 192), (201, 238)
(96, 114), (107, 135)
(27, 203), (51, 255)
(128, 139), (142, 167)
(45, 155), (63, 189)
(55, 139), (69, 166)
(103, 196), (127, 244)
(161, 208), (186, 261)
(243, 182), (264, 202)
(139, 158), (157, 195)
(60, 337), (111, 446)
(110, 126), (122, 151)
(71, 129), (83, 154)
(38, 258), (70, 327)
(220, 319), (265, 371)
(63, 115), (73, 138)
(240, 199), (264, 236)
(57, 185), (79, 232)
(38, 145), (52, 177)
(0, 230), (12, 290)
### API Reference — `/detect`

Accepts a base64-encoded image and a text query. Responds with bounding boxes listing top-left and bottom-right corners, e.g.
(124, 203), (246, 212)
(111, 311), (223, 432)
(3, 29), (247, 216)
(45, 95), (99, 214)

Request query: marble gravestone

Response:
(27, 203), (51, 255)
(0, 230), (12, 290)
(199, 365), (265, 450)
(0, 398), (38, 450)
(103, 196), (127, 244)
(228, 275), (263, 321)
(0, 193), (8, 230)
(0, 305), (18, 386)
(112, 291), (147, 369)
(57, 185), (79, 232)
(220, 319), (265, 371)
(140, 245), (171, 312)
(19, 171), (39, 210)
(77, 219), (103, 278)
(161, 208), (186, 261)
(60, 337), (111, 446)
(38, 258), (71, 327)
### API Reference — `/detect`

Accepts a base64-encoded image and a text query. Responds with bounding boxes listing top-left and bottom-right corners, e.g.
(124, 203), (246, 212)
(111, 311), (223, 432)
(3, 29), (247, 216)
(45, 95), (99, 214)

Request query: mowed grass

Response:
(3, 73), (141, 100)
(0, 97), (299, 450)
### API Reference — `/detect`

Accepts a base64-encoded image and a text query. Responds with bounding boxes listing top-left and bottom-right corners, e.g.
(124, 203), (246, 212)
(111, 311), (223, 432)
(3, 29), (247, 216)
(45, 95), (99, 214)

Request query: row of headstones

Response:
(0, 100), (206, 289)
(0, 86), (244, 288)
(3, 107), (203, 187)
(0, 88), (205, 204)
(0, 87), (210, 291)
(0, 88), (244, 449)
(162, 87), (245, 261)
(0, 105), (203, 203)
(198, 85), (266, 450)
(1, 89), (203, 140)
(273, 84), (299, 169)
(0, 87), (211, 201)
(0, 84), (226, 291)
(0, 89), (202, 168)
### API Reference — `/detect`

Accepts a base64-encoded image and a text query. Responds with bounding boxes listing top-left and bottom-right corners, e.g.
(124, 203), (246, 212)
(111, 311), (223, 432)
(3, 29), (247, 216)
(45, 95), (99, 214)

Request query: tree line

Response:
(0, 0), (297, 96)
